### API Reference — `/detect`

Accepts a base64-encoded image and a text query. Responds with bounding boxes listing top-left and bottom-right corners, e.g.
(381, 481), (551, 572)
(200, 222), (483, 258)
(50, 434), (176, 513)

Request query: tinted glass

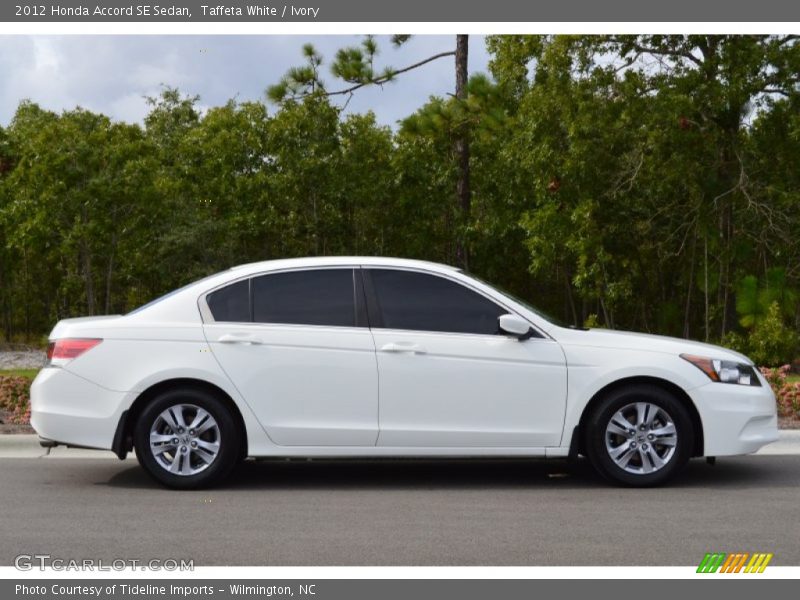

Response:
(369, 269), (505, 335)
(207, 279), (250, 322)
(252, 269), (356, 327)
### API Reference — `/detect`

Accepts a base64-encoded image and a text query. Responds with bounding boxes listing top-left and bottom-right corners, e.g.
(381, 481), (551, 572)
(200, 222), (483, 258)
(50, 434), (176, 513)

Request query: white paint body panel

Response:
(373, 329), (566, 447)
(203, 322), (379, 446)
(30, 256), (778, 459)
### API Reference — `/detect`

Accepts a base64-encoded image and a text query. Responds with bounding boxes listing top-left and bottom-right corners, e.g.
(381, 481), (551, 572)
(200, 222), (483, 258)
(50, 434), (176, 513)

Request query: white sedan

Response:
(31, 257), (778, 488)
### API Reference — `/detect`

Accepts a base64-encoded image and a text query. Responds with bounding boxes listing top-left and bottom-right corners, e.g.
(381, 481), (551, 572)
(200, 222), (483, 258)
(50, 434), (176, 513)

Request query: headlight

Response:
(680, 354), (761, 386)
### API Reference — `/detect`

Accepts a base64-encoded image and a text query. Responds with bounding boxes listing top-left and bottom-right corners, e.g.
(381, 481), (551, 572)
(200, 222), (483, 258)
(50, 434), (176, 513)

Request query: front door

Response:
(364, 268), (567, 447)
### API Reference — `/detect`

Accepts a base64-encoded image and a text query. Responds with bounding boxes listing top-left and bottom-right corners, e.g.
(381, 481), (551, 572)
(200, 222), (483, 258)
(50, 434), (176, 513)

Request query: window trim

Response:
(361, 266), (547, 339)
(198, 263), (550, 340)
(198, 266), (365, 329)
(200, 275), (251, 324)
(354, 268), (371, 328)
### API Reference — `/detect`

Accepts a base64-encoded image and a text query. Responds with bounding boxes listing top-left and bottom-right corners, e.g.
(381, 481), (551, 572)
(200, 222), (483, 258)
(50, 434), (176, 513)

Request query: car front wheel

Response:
(134, 387), (239, 489)
(584, 384), (695, 487)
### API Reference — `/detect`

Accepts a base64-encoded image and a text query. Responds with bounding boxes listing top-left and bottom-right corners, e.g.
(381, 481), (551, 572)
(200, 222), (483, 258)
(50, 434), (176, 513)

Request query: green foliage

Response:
(736, 268), (797, 329)
(0, 91), (401, 334)
(721, 300), (799, 368)
(1, 35), (799, 358)
(331, 36), (398, 86)
(402, 74), (508, 139)
(583, 314), (601, 329)
(718, 330), (750, 357)
(267, 36), (433, 104)
(0, 369), (38, 379)
(736, 275), (762, 328)
(486, 34), (800, 337)
(746, 302), (800, 367)
(267, 44), (325, 102)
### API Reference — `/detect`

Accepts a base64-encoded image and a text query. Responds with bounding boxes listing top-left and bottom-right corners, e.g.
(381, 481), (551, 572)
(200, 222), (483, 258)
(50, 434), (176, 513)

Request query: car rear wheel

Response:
(134, 387), (239, 489)
(584, 384), (695, 487)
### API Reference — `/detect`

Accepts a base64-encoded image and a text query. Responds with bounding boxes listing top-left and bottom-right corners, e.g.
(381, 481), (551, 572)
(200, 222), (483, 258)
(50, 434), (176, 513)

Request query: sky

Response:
(0, 35), (491, 128)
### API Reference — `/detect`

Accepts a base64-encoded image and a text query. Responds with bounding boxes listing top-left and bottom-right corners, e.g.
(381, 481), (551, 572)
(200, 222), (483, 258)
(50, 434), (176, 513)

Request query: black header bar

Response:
(5, 1), (800, 23)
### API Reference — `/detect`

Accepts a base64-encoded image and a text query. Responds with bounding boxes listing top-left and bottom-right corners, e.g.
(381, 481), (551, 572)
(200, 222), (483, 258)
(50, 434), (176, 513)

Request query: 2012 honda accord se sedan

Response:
(31, 257), (779, 488)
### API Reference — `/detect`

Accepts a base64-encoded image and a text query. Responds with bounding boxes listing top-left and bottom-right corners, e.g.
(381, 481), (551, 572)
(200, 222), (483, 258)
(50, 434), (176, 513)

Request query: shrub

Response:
(722, 303), (799, 367)
(746, 302), (800, 367)
(9, 403), (31, 425)
(759, 364), (790, 389)
(0, 375), (31, 424)
(583, 313), (601, 329)
(719, 330), (749, 356)
(759, 365), (800, 418)
(777, 383), (800, 417)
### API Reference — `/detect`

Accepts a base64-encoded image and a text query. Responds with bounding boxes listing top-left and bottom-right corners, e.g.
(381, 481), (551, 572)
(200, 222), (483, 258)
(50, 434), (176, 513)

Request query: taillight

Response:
(46, 338), (102, 366)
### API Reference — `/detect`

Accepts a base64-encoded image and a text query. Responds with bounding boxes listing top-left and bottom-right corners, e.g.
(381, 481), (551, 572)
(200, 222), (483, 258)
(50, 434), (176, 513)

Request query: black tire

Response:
(584, 384), (695, 487)
(134, 387), (240, 489)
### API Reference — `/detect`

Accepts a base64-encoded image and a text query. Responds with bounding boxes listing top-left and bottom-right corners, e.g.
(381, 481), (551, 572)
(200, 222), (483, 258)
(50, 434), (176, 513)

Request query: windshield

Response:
(461, 271), (577, 329)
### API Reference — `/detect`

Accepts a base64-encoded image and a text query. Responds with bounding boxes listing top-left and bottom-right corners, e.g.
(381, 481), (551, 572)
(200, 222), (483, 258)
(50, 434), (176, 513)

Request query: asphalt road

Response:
(1, 454), (799, 566)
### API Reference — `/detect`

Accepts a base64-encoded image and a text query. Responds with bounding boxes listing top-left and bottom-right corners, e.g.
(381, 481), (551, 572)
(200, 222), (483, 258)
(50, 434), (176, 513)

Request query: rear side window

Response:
(368, 269), (505, 335)
(252, 269), (356, 327)
(206, 279), (250, 322)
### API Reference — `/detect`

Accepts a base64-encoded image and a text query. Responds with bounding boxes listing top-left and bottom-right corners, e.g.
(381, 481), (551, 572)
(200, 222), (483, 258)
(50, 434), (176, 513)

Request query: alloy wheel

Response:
(604, 401), (678, 475)
(149, 403), (221, 476)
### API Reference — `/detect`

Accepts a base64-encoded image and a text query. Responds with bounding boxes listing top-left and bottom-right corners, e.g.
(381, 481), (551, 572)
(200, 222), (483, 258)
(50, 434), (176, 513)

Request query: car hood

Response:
(551, 327), (753, 365)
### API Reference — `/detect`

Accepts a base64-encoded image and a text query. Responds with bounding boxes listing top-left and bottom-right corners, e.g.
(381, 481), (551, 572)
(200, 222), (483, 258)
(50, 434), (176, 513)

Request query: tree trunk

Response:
(0, 260), (10, 341)
(454, 34), (471, 270)
(81, 241), (95, 316)
(104, 233), (116, 315)
(683, 232), (697, 339)
(704, 237), (709, 342)
(564, 272), (578, 326)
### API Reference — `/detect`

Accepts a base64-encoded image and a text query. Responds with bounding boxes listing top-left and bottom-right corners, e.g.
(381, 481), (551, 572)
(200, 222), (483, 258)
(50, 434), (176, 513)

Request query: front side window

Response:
(252, 269), (356, 327)
(368, 269), (506, 335)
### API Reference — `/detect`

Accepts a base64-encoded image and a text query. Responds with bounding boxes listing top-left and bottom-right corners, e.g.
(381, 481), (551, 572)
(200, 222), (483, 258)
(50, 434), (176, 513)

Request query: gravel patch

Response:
(0, 351), (45, 370)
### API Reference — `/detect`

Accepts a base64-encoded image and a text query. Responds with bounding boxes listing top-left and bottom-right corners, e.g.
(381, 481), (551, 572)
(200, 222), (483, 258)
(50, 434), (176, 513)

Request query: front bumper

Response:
(689, 379), (779, 456)
(30, 367), (129, 451)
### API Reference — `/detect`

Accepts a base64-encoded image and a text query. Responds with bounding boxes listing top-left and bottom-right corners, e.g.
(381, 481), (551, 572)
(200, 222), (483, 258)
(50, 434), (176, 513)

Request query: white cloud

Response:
(108, 91), (156, 124)
(0, 35), (491, 128)
(32, 37), (61, 71)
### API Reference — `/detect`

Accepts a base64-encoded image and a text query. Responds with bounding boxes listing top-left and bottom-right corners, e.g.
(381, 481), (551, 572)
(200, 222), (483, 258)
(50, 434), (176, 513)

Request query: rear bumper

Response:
(689, 380), (779, 456)
(30, 367), (129, 451)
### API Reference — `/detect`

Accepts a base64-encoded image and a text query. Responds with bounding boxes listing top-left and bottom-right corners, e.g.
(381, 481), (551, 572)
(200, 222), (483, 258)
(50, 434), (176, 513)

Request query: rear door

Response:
(203, 267), (379, 446)
(365, 268), (567, 447)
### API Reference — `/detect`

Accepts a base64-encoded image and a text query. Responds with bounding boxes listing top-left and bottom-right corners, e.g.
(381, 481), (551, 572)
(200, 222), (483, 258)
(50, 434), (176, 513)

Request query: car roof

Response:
(229, 256), (460, 274)
(126, 257), (467, 323)
(125, 255), (557, 334)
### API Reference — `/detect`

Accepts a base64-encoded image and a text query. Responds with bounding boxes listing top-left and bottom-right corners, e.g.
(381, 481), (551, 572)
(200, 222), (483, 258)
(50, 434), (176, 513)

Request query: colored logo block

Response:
(697, 552), (773, 573)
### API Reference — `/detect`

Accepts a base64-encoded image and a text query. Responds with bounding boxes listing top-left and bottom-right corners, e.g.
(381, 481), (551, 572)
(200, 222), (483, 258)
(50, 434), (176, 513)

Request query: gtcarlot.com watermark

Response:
(14, 554), (194, 572)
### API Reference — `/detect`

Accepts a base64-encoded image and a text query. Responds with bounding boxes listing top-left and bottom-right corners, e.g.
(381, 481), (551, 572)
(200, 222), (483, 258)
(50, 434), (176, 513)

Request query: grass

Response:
(788, 374), (800, 384)
(0, 368), (39, 379)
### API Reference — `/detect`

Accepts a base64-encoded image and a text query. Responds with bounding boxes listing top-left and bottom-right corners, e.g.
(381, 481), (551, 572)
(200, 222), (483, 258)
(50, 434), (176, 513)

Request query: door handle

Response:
(218, 333), (264, 345)
(380, 342), (427, 354)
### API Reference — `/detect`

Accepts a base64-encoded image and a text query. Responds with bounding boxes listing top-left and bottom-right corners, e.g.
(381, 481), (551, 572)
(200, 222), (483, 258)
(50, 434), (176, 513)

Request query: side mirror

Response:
(498, 314), (536, 341)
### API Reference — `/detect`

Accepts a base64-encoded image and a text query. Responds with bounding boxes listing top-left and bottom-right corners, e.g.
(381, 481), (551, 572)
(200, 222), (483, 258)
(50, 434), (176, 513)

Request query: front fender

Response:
(559, 346), (709, 446)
